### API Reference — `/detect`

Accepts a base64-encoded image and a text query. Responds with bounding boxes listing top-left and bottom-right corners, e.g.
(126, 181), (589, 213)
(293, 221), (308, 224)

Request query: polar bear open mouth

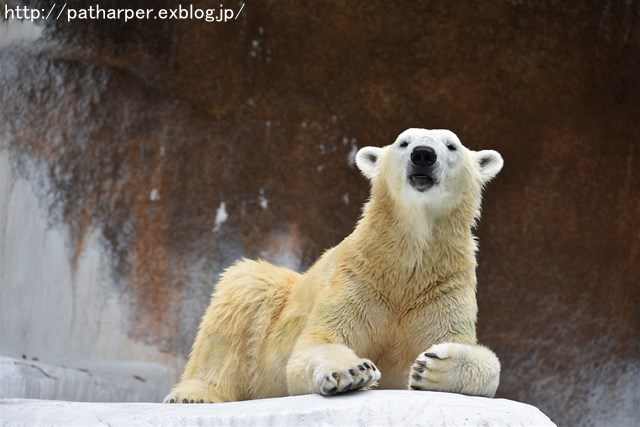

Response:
(409, 174), (436, 192)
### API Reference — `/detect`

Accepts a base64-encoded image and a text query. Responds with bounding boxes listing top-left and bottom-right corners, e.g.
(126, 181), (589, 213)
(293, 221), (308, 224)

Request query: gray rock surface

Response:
(0, 356), (173, 403)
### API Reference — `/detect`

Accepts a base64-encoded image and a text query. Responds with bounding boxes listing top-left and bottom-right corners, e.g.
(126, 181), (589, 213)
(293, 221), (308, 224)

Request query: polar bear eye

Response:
(399, 141), (409, 148)
(447, 144), (457, 152)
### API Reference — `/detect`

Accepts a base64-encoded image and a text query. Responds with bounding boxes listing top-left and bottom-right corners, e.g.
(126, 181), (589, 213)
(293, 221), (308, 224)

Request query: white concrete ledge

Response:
(0, 356), (174, 403)
(0, 390), (555, 427)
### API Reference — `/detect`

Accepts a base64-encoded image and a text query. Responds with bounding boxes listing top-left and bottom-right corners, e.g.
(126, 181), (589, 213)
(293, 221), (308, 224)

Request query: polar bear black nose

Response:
(411, 146), (437, 167)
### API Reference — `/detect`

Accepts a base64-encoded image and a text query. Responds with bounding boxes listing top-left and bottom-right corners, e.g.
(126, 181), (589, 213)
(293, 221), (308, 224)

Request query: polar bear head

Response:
(355, 128), (503, 222)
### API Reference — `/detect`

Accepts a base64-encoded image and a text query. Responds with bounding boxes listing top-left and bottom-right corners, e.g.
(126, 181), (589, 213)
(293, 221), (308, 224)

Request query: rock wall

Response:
(1, 1), (638, 426)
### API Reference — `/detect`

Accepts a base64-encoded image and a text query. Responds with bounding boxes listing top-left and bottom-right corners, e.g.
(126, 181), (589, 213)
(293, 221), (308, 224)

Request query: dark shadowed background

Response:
(1, 1), (638, 425)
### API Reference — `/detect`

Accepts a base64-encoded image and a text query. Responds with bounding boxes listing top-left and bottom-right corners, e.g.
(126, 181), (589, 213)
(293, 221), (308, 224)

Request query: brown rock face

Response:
(1, 1), (638, 425)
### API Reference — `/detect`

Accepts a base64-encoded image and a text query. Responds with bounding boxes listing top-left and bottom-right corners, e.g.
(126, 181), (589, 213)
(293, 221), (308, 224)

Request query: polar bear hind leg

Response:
(164, 259), (300, 403)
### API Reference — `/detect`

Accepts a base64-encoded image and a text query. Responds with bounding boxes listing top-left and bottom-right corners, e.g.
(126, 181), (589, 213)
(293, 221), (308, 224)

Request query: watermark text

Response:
(3, 3), (245, 23)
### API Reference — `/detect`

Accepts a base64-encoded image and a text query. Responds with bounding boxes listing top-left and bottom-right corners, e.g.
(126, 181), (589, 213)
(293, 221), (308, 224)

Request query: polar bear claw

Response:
(163, 379), (226, 404)
(317, 360), (380, 395)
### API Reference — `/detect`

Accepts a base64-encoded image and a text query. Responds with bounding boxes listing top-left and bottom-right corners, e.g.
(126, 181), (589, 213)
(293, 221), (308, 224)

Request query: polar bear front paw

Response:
(409, 342), (500, 397)
(409, 343), (466, 393)
(316, 360), (381, 395)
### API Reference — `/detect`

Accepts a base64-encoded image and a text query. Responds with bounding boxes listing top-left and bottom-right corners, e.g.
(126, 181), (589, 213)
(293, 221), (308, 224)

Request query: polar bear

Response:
(165, 128), (503, 403)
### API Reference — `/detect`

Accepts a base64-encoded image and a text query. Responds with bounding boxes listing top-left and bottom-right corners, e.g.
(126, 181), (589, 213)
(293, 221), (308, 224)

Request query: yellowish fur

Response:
(165, 128), (502, 403)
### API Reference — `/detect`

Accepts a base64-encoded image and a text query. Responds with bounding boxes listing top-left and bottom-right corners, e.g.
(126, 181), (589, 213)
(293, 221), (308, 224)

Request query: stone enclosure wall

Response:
(1, 1), (638, 426)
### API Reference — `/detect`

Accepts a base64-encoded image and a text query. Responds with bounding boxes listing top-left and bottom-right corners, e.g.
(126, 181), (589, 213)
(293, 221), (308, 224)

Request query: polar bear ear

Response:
(355, 147), (382, 179)
(475, 150), (504, 183)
